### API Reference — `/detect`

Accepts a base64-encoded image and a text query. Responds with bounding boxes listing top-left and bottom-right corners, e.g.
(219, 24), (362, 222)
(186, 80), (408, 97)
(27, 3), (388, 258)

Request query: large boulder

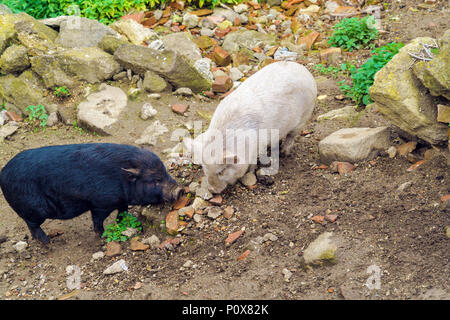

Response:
(0, 70), (49, 115)
(114, 44), (212, 92)
(98, 35), (130, 55)
(369, 37), (448, 145)
(55, 16), (120, 48)
(77, 84), (128, 135)
(222, 29), (277, 54)
(31, 47), (121, 88)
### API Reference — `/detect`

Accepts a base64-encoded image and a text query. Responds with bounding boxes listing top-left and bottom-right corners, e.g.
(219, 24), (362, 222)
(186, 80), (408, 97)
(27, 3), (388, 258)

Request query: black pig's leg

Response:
(25, 219), (50, 245)
(91, 209), (112, 236)
(116, 206), (129, 223)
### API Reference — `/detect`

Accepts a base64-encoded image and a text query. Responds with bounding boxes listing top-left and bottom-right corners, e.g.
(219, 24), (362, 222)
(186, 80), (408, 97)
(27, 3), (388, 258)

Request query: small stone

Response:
(240, 172), (257, 187)
(92, 251), (104, 260)
(13, 241), (27, 252)
(330, 161), (355, 175)
(130, 237), (150, 251)
(282, 268), (292, 282)
(436, 104), (450, 123)
(212, 46), (231, 66)
(103, 259), (128, 275)
(263, 233), (278, 242)
(183, 13), (199, 29)
(172, 104), (189, 115)
(209, 195), (223, 205)
(121, 227), (138, 238)
(406, 160), (426, 172)
(225, 229), (244, 246)
(397, 181), (413, 192)
(311, 215), (325, 224)
(174, 87), (194, 97)
(302, 232), (337, 266)
(237, 249), (251, 261)
(179, 206), (195, 218)
(140, 103), (157, 120)
(387, 146), (397, 158)
(142, 235), (160, 248)
(233, 4), (249, 14)
(105, 241), (122, 257)
(325, 215), (338, 223)
(46, 112), (59, 127)
(192, 197), (209, 210)
(165, 211), (180, 235)
(223, 206), (234, 219)
(207, 206), (222, 219)
(397, 141), (417, 157)
(193, 214), (202, 223)
(196, 187), (213, 200)
(212, 75), (233, 93)
(173, 196), (190, 210)
(5, 111), (22, 122)
(445, 226), (450, 238)
(229, 67), (244, 81)
(320, 47), (342, 65)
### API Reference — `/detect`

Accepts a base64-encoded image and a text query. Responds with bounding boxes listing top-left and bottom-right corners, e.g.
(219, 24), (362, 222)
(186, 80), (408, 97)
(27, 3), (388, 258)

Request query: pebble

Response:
(223, 206), (234, 219)
(140, 103), (157, 120)
(142, 235), (160, 248)
(174, 87), (194, 97)
(397, 181), (413, 192)
(148, 93), (161, 99)
(207, 207), (222, 219)
(193, 214), (202, 223)
(105, 241), (122, 257)
(263, 233), (278, 242)
(183, 260), (194, 268)
(192, 197), (209, 210)
(92, 251), (104, 260)
(121, 227), (138, 238)
(301, 232), (337, 266)
(13, 241), (27, 252)
(240, 172), (257, 187)
(387, 146), (397, 158)
(103, 259), (128, 275)
(282, 268), (292, 282)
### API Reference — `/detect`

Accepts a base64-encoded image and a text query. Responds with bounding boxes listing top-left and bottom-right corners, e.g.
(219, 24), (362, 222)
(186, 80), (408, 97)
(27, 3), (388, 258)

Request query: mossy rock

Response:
(0, 44), (30, 74)
(98, 35), (130, 55)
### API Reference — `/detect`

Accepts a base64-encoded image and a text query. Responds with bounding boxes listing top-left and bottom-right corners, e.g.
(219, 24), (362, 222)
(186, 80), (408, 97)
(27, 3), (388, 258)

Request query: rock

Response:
(183, 13), (199, 28)
(162, 32), (202, 64)
(98, 35), (129, 55)
(105, 241), (122, 257)
(212, 75), (233, 93)
(77, 85), (127, 136)
(282, 268), (292, 282)
(320, 47), (342, 64)
(212, 46), (231, 67)
(193, 214), (202, 223)
(318, 127), (391, 165)
(209, 195), (223, 206)
(193, 58), (214, 81)
(234, 4), (249, 14)
(188, 181), (200, 193)
(196, 186), (213, 200)
(396, 141), (417, 156)
(165, 210), (179, 235)
(192, 197), (209, 210)
(397, 181), (413, 192)
(56, 16), (119, 48)
(207, 207), (222, 219)
(130, 237), (150, 251)
(172, 104), (189, 115)
(0, 121), (19, 140)
(387, 146), (397, 158)
(369, 37), (448, 144)
(222, 30), (277, 54)
(263, 233), (278, 242)
(114, 44), (212, 93)
(110, 19), (158, 45)
(143, 70), (169, 93)
(330, 161), (355, 175)
(273, 47), (298, 61)
(179, 206), (195, 219)
(0, 70), (49, 114)
(446, 226), (450, 238)
(0, 45), (30, 74)
(140, 103), (157, 120)
(121, 227), (138, 238)
(135, 120), (168, 146)
(142, 235), (160, 248)
(436, 104), (450, 123)
(103, 259), (128, 275)
(47, 112), (59, 127)
(174, 87), (193, 97)
(229, 67), (244, 81)
(31, 47), (121, 88)
(240, 172), (257, 187)
(317, 105), (361, 121)
(213, 8), (240, 23)
(183, 260), (194, 268)
(0, 110), (8, 125)
(302, 232), (337, 266)
(225, 229), (244, 246)
(0, 4), (12, 15)
(92, 251), (104, 260)
(13, 241), (27, 252)
(223, 206), (234, 219)
(173, 197), (190, 210)
(5, 12), (58, 42)
(128, 87), (141, 100)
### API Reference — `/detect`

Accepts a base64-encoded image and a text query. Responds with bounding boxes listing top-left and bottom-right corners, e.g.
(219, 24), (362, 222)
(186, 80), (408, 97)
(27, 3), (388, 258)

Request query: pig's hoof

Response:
(32, 230), (50, 245)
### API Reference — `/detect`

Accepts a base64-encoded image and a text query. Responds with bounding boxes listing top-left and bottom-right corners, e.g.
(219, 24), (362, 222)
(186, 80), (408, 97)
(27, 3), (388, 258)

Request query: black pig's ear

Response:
(122, 168), (141, 181)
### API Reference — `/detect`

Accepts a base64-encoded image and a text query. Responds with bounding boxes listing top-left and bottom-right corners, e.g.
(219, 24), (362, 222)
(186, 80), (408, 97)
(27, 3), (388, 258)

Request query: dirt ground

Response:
(0, 1), (449, 300)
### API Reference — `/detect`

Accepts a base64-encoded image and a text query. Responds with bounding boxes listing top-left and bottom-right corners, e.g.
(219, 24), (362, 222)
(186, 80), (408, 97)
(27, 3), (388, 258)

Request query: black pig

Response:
(0, 143), (183, 244)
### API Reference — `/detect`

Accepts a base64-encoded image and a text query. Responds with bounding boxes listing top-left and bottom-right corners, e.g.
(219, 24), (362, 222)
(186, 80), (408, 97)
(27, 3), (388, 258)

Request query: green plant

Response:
(102, 211), (143, 242)
(338, 42), (404, 106)
(54, 86), (71, 98)
(328, 15), (379, 51)
(313, 62), (355, 79)
(25, 104), (49, 127)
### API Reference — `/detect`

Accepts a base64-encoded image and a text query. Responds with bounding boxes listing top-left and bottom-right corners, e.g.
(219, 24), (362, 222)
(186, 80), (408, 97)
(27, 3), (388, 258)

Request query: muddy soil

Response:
(0, 1), (449, 300)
